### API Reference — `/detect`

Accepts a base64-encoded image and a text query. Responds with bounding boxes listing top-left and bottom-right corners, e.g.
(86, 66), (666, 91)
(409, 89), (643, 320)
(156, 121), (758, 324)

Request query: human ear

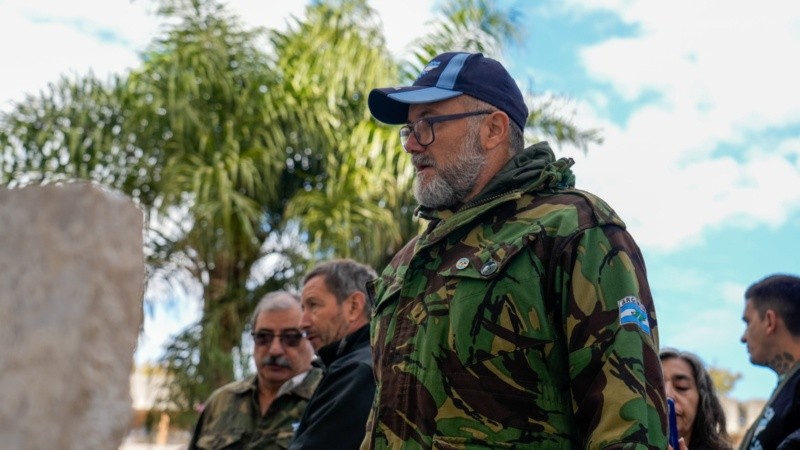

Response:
(482, 111), (509, 150)
(346, 292), (365, 322)
(764, 309), (779, 334)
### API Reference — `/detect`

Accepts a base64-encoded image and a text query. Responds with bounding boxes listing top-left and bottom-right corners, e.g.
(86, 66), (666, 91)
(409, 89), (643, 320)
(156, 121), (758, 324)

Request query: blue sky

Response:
(1, 0), (798, 402)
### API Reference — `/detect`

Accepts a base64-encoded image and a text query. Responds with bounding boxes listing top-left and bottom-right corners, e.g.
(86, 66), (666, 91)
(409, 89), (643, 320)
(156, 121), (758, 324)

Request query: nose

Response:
(402, 131), (425, 154)
(268, 336), (284, 355)
(740, 332), (747, 344)
(300, 308), (311, 331)
(664, 382), (675, 399)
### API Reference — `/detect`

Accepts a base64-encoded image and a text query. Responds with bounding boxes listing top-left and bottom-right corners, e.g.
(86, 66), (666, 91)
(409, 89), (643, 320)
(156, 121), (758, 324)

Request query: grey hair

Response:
(303, 259), (377, 319)
(659, 348), (732, 450)
(463, 96), (525, 155)
(250, 290), (301, 330)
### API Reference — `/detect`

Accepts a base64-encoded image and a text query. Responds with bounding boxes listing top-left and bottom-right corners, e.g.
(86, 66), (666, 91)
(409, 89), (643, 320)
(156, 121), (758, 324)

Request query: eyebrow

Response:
(254, 327), (302, 333)
(410, 107), (438, 121)
(671, 373), (693, 382)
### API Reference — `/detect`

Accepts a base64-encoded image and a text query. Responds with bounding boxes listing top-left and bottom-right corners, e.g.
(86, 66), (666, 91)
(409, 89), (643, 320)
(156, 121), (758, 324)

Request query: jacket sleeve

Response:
(778, 429), (800, 450)
(289, 360), (375, 450)
(555, 223), (668, 449)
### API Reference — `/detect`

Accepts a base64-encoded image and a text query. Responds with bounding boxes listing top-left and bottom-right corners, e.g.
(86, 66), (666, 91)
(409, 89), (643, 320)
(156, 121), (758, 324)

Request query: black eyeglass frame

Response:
(399, 109), (494, 149)
(250, 329), (307, 347)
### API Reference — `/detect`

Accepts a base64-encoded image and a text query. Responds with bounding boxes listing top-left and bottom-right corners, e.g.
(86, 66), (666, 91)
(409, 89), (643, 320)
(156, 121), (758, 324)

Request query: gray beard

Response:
(414, 129), (485, 209)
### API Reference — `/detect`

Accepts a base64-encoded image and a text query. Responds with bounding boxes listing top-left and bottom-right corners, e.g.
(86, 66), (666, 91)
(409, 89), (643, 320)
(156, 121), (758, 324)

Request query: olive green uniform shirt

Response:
(190, 368), (323, 450)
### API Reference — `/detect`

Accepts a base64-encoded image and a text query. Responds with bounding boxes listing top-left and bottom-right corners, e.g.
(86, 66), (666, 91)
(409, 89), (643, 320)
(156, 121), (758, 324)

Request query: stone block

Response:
(0, 182), (144, 450)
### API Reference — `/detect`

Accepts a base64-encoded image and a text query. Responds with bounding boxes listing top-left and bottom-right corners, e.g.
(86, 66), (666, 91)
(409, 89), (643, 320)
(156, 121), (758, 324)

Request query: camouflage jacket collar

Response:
(280, 367), (323, 400)
(228, 369), (323, 400)
(416, 141), (575, 222)
(228, 374), (259, 395)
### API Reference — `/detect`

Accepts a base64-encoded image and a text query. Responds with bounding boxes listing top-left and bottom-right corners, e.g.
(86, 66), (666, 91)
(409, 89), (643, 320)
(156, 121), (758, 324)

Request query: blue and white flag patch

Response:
(618, 296), (651, 335)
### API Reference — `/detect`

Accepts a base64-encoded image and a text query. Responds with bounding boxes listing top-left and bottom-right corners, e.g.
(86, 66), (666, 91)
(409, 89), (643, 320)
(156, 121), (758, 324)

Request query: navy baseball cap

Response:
(368, 52), (528, 131)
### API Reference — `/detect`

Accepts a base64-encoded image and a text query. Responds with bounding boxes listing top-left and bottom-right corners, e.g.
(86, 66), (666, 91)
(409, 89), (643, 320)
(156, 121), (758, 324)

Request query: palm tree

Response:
(274, 0), (408, 270)
(129, 0), (297, 416)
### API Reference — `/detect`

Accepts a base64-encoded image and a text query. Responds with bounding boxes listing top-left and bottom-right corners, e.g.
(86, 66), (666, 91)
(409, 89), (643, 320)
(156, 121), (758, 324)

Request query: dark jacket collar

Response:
(316, 324), (370, 368)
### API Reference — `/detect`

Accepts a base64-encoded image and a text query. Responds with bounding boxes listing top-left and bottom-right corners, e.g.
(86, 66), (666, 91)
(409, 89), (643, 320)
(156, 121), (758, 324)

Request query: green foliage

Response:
(0, 74), (147, 192)
(526, 94), (603, 152)
(708, 366), (742, 395)
(404, 0), (522, 82)
(273, 0), (409, 269)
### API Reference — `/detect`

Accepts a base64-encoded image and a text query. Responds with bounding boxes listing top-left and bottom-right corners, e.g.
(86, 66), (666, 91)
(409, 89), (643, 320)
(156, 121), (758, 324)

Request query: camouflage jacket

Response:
(189, 368), (323, 450)
(362, 142), (668, 449)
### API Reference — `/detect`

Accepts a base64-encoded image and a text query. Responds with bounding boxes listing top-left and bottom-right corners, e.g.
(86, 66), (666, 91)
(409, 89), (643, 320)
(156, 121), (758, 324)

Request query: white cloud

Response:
(229, 0), (307, 31)
(370, 0), (434, 58)
(0, 0), (155, 110)
(555, 0), (800, 251)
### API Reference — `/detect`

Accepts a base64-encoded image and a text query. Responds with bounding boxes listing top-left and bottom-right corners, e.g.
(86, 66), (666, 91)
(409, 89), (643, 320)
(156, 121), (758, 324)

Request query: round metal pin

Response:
(480, 260), (498, 276)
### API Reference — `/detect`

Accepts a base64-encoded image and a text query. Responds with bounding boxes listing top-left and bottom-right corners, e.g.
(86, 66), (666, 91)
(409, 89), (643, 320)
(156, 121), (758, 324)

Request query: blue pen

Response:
(668, 397), (679, 449)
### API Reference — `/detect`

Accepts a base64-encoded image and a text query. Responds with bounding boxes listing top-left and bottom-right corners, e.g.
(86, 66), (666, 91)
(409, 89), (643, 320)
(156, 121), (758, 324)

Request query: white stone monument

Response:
(0, 182), (144, 450)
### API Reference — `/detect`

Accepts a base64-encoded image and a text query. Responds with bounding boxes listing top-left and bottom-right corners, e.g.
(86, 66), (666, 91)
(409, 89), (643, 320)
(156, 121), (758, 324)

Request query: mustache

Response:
(260, 355), (291, 369)
(412, 154), (435, 168)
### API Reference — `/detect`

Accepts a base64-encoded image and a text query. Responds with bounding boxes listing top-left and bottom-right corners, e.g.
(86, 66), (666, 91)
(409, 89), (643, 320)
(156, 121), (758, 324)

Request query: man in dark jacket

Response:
(289, 259), (377, 450)
(739, 274), (800, 450)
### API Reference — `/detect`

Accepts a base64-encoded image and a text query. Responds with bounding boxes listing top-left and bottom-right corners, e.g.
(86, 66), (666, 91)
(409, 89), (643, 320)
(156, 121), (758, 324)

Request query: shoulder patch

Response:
(618, 296), (651, 335)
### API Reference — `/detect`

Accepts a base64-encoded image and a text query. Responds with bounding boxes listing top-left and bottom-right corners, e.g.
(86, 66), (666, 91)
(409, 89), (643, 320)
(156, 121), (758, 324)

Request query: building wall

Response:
(720, 396), (767, 448)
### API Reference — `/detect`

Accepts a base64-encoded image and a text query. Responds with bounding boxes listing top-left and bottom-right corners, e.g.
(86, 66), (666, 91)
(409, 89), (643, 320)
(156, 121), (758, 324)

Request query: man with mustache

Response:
(289, 259), (377, 450)
(188, 291), (321, 450)
(362, 52), (668, 449)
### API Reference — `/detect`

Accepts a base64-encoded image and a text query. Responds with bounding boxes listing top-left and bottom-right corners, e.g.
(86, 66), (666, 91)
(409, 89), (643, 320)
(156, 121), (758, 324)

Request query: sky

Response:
(1, 0), (799, 402)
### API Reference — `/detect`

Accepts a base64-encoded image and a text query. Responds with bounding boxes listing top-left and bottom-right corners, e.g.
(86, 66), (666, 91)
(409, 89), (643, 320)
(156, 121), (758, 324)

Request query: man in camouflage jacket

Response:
(189, 291), (322, 450)
(364, 52), (668, 449)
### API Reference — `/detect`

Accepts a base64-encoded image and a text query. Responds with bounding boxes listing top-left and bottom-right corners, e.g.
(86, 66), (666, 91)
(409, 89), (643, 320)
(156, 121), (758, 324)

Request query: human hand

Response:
(668, 437), (688, 450)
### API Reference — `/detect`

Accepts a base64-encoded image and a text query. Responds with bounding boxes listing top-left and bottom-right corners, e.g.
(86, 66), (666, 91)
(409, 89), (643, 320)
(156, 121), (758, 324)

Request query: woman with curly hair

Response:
(660, 348), (732, 450)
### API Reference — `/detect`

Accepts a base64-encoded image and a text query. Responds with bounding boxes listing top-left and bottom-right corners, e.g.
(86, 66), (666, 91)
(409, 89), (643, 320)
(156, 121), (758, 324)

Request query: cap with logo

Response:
(368, 52), (528, 131)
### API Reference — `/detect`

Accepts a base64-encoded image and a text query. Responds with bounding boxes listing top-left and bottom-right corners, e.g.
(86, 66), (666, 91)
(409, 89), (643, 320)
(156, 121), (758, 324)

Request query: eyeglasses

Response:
(399, 110), (493, 150)
(251, 329), (307, 347)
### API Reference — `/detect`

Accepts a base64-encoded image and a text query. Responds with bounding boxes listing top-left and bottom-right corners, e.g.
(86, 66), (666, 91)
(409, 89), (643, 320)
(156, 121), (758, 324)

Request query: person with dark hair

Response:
(289, 259), (378, 450)
(660, 348), (732, 450)
(739, 274), (800, 450)
(189, 291), (321, 450)
(361, 51), (667, 449)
